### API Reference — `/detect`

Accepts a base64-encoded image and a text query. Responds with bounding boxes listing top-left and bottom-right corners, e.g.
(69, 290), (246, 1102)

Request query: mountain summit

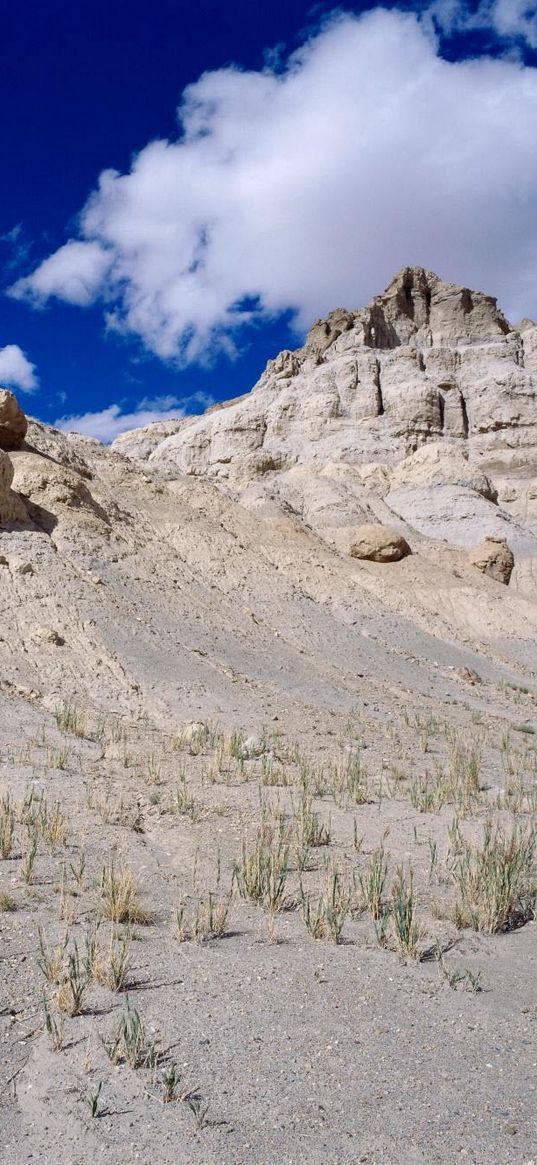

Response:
(114, 268), (537, 593)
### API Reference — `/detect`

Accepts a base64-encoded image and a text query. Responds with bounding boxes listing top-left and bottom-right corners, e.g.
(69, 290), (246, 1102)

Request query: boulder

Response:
(468, 537), (514, 584)
(349, 523), (411, 563)
(0, 390), (27, 450)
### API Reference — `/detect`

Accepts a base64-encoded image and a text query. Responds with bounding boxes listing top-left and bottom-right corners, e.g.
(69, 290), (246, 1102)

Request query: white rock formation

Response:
(113, 267), (537, 593)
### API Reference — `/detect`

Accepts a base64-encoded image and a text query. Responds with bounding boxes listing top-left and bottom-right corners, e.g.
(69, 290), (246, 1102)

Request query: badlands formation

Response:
(0, 268), (536, 1164)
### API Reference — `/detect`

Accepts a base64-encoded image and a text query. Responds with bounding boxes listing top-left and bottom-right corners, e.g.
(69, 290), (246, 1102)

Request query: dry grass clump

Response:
(20, 790), (69, 850)
(102, 998), (159, 1071)
(85, 922), (131, 990)
(359, 842), (389, 920)
(54, 701), (87, 738)
(100, 861), (150, 924)
(234, 815), (289, 938)
(56, 944), (87, 1016)
(170, 775), (203, 820)
(451, 820), (536, 933)
(390, 867), (423, 959)
(0, 793), (15, 859)
(300, 868), (351, 944)
(175, 892), (232, 943)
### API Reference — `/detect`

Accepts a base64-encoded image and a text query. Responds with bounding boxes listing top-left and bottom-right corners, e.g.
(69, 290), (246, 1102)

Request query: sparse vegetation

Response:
(451, 820), (536, 933)
(100, 860), (150, 924)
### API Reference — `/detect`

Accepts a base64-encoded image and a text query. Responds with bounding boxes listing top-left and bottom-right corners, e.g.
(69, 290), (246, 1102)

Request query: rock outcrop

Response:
(468, 537), (514, 585)
(113, 267), (537, 594)
(0, 389), (28, 451)
(0, 450), (28, 524)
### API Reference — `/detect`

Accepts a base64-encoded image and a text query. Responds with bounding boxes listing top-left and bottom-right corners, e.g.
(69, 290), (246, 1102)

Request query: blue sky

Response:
(1, 0), (537, 440)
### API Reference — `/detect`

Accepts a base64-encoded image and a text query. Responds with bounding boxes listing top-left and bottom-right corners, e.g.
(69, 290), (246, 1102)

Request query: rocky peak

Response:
(112, 268), (537, 593)
(304, 267), (512, 358)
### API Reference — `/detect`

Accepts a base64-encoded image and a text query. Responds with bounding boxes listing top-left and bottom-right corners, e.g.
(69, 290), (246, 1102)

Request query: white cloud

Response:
(430, 1), (537, 48)
(10, 6), (537, 364)
(54, 393), (212, 443)
(0, 344), (38, 392)
(11, 240), (111, 307)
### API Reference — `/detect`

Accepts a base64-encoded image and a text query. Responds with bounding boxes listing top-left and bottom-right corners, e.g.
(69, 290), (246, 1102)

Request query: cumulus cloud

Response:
(12, 240), (112, 307)
(10, 5), (537, 364)
(430, 1), (537, 47)
(0, 344), (38, 392)
(54, 393), (212, 443)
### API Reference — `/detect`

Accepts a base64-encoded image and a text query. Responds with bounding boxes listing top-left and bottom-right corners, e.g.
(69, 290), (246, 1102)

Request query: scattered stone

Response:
(12, 560), (34, 575)
(30, 626), (65, 646)
(349, 523), (411, 563)
(453, 666), (482, 685)
(240, 734), (266, 759)
(468, 537), (514, 585)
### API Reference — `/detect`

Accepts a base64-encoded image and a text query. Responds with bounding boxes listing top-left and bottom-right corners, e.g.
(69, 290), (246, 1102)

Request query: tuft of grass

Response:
(21, 827), (39, 885)
(102, 998), (159, 1071)
(56, 943), (87, 1016)
(0, 793), (16, 859)
(359, 842), (389, 920)
(175, 892), (232, 943)
(300, 868), (351, 944)
(37, 927), (69, 984)
(434, 943), (483, 993)
(0, 890), (16, 912)
(48, 746), (71, 771)
(390, 867), (423, 959)
(54, 701), (87, 737)
(234, 825), (289, 918)
(89, 926), (131, 991)
(42, 994), (65, 1051)
(171, 775), (202, 821)
(100, 861), (150, 925)
(86, 1080), (103, 1118)
(185, 1092), (211, 1131)
(452, 820), (536, 933)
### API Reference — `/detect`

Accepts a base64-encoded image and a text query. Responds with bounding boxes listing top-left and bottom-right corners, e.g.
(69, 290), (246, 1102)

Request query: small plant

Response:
(90, 927), (131, 991)
(69, 850), (86, 889)
(292, 792), (331, 849)
(100, 860), (150, 925)
(41, 800), (69, 849)
(373, 907), (391, 948)
(428, 839), (438, 882)
(54, 701), (87, 737)
(86, 1080), (103, 1118)
(359, 843), (389, 919)
(146, 753), (162, 785)
(21, 827), (39, 885)
(0, 890), (16, 912)
(435, 943), (483, 993)
(56, 943), (87, 1015)
(102, 998), (159, 1071)
(192, 892), (232, 943)
(301, 869), (351, 944)
(409, 774), (438, 813)
(234, 826), (289, 916)
(43, 994), (65, 1051)
(391, 867), (422, 959)
(162, 1061), (182, 1103)
(48, 746), (70, 771)
(452, 821), (536, 933)
(0, 793), (16, 858)
(37, 927), (68, 984)
(171, 776), (200, 821)
(185, 1092), (211, 1131)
